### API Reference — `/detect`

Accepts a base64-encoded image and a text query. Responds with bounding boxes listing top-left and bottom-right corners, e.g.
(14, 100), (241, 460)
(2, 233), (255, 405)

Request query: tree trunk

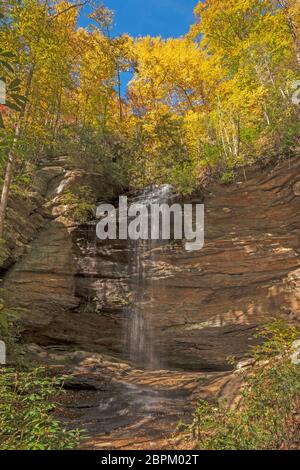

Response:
(220, 130), (228, 161)
(22, 63), (36, 125)
(263, 103), (271, 126)
(117, 68), (123, 123)
(0, 62), (34, 239)
(0, 122), (20, 238)
(232, 116), (241, 158)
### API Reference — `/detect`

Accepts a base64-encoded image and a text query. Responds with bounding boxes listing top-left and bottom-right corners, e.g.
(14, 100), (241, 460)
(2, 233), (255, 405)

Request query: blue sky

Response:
(79, 1), (199, 95)
(79, 0), (199, 38)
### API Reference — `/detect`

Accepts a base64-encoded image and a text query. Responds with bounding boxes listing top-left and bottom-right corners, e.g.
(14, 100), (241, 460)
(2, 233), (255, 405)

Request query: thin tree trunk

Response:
(22, 63), (36, 125)
(117, 68), (123, 123)
(0, 61), (35, 238)
(263, 103), (271, 126)
(220, 130), (228, 161)
(232, 116), (241, 158)
(52, 84), (63, 139)
(224, 126), (232, 154)
(0, 121), (20, 238)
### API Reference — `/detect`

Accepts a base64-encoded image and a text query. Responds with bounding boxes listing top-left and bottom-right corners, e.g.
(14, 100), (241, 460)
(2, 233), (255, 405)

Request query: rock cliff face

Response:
(3, 156), (300, 372)
(2, 155), (300, 449)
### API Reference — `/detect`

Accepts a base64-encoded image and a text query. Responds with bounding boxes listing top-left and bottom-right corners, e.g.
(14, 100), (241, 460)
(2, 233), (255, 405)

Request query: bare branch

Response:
(49, 1), (89, 23)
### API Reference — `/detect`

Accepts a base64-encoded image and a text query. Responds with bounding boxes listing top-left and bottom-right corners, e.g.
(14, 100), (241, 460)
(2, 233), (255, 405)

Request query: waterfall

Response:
(126, 185), (174, 370)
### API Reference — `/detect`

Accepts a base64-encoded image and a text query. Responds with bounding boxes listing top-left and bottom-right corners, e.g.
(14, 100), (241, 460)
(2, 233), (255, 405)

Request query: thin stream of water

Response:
(126, 185), (174, 370)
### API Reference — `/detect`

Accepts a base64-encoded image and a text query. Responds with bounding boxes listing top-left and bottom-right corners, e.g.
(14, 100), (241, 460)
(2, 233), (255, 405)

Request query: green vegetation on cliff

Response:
(0, 295), (81, 451)
(184, 321), (300, 450)
(0, 367), (81, 450)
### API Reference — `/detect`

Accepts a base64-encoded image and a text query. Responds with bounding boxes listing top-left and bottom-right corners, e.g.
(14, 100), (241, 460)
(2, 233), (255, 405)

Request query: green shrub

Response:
(0, 287), (24, 361)
(53, 125), (130, 190)
(185, 320), (300, 450)
(0, 367), (81, 450)
(0, 291), (81, 450)
(0, 239), (9, 265)
(171, 162), (199, 196)
(60, 186), (95, 224)
(220, 170), (235, 184)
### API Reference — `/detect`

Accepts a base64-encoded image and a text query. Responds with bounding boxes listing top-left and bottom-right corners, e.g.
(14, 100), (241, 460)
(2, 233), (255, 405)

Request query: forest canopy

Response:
(0, 0), (300, 202)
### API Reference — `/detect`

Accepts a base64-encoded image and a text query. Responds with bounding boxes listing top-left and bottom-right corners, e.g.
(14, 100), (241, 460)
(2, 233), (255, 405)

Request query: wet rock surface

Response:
(27, 346), (237, 450)
(3, 155), (300, 449)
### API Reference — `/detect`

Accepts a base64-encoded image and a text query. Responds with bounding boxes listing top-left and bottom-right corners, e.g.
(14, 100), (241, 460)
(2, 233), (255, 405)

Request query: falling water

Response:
(125, 185), (174, 370)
